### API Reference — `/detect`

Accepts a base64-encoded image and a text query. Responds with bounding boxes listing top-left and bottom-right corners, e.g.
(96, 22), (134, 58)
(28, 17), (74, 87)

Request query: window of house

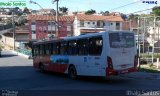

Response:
(31, 22), (36, 25)
(97, 21), (100, 27)
(110, 23), (113, 25)
(80, 21), (84, 27)
(77, 38), (89, 55)
(48, 21), (51, 25)
(67, 26), (71, 31)
(116, 22), (120, 30)
(88, 22), (90, 24)
(32, 31), (36, 34)
(89, 36), (103, 55)
(103, 22), (105, 26)
(93, 22), (95, 24)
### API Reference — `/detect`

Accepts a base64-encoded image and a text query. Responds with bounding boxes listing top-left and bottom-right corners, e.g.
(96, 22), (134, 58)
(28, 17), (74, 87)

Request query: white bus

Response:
(32, 31), (138, 79)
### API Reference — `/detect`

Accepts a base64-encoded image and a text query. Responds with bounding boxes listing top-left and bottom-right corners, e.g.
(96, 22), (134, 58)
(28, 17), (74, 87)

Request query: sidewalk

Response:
(121, 72), (160, 80)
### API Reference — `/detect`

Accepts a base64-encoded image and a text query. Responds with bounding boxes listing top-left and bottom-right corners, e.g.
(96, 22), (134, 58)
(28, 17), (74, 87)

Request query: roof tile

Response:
(27, 14), (123, 22)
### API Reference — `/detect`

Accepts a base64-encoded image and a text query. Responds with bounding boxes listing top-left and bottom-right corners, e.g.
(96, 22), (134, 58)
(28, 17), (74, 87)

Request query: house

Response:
(1, 24), (30, 49)
(147, 27), (160, 46)
(31, 9), (56, 15)
(122, 19), (138, 32)
(38, 9), (56, 15)
(27, 15), (75, 40)
(73, 14), (123, 36)
(27, 14), (124, 40)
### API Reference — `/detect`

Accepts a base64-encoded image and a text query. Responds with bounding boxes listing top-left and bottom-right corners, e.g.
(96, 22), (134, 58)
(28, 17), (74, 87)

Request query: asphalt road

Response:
(0, 50), (160, 96)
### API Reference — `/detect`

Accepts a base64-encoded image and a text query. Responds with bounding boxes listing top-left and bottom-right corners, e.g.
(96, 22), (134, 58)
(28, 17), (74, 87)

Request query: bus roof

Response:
(33, 30), (134, 45)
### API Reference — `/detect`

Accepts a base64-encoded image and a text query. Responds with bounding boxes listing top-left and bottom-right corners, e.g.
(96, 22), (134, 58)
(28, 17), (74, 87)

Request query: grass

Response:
(140, 54), (160, 59)
(139, 64), (160, 73)
(0, 43), (4, 50)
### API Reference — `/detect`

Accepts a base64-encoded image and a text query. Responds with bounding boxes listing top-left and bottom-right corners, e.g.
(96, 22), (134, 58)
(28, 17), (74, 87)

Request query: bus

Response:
(32, 31), (138, 79)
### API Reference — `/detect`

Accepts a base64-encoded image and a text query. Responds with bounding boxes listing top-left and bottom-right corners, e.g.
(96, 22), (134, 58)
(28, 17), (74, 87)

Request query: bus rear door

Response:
(108, 32), (136, 71)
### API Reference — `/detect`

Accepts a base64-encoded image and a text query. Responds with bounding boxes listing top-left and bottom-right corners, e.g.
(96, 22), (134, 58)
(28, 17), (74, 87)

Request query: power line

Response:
(108, 0), (142, 11)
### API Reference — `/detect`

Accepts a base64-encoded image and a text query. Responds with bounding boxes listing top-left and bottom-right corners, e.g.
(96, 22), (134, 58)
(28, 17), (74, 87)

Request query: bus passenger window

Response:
(52, 42), (60, 55)
(45, 44), (50, 55)
(68, 40), (77, 55)
(89, 36), (103, 55)
(60, 41), (68, 55)
(77, 39), (89, 55)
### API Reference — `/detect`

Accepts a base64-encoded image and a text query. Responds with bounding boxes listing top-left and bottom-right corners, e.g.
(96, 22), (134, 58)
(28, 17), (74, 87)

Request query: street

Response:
(0, 50), (160, 96)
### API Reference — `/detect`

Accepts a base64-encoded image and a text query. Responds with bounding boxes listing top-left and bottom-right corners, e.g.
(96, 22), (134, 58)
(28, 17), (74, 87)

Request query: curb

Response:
(120, 72), (160, 80)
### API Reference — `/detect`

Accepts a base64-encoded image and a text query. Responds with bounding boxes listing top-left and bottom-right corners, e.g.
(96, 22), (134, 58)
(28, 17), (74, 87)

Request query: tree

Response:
(152, 6), (160, 16)
(59, 7), (68, 15)
(121, 13), (127, 20)
(23, 7), (30, 14)
(128, 14), (139, 20)
(85, 9), (96, 15)
(100, 11), (109, 16)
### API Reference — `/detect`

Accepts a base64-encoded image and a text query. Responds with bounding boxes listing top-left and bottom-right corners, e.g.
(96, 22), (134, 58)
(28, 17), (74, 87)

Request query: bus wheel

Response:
(39, 63), (45, 72)
(68, 66), (77, 80)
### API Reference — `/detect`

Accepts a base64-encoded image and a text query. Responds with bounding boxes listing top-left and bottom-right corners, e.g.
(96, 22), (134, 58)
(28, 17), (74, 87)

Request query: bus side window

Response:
(36, 45), (40, 56)
(33, 45), (39, 56)
(40, 44), (43, 56)
(68, 40), (77, 55)
(89, 36), (103, 55)
(52, 42), (60, 55)
(45, 43), (50, 55)
(77, 38), (89, 55)
(40, 44), (45, 56)
(60, 41), (68, 55)
(49, 43), (53, 55)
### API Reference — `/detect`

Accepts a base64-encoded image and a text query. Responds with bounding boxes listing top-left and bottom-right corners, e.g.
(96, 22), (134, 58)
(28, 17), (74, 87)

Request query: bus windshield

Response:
(109, 33), (134, 48)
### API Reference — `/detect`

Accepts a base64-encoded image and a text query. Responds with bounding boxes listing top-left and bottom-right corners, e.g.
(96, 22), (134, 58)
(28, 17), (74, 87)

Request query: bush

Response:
(0, 43), (4, 50)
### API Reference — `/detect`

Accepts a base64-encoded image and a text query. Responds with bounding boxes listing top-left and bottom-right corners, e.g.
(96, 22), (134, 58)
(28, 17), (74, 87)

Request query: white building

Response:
(73, 14), (123, 36)
(147, 26), (160, 46)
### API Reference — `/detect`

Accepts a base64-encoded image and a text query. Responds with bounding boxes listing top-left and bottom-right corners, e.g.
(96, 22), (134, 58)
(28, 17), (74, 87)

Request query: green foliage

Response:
(85, 9), (96, 15)
(59, 7), (68, 15)
(152, 6), (160, 16)
(0, 43), (4, 49)
(140, 54), (160, 59)
(139, 64), (160, 73)
(128, 14), (139, 20)
(100, 11), (109, 16)
(23, 7), (30, 14)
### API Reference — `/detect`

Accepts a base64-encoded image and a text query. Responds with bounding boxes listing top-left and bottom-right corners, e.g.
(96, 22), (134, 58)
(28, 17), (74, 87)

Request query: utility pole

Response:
(152, 15), (156, 64)
(129, 19), (132, 31)
(143, 17), (146, 54)
(12, 8), (15, 51)
(53, 0), (59, 37)
(137, 17), (140, 57)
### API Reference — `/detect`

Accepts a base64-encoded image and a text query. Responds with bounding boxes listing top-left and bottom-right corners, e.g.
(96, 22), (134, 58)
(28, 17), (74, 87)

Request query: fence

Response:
(0, 24), (12, 31)
(16, 49), (32, 56)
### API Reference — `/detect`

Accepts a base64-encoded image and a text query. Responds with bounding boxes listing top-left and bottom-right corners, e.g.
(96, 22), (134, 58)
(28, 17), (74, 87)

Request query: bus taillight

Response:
(107, 56), (113, 69)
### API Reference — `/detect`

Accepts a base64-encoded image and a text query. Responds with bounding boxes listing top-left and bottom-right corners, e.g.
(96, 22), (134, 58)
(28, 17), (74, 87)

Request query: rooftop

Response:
(27, 14), (123, 22)
(27, 15), (75, 22)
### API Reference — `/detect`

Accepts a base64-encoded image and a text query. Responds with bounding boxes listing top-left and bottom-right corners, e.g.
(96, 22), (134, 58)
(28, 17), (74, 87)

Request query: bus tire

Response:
(68, 65), (77, 80)
(39, 63), (45, 72)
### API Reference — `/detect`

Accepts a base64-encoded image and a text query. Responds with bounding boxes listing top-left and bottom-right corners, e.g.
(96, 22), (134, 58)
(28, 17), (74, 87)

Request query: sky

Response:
(1, 0), (160, 14)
